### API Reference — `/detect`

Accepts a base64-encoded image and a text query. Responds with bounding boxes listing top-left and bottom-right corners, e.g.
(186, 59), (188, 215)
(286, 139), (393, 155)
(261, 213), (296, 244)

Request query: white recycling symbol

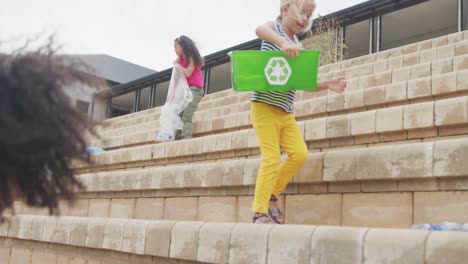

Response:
(264, 57), (292, 85)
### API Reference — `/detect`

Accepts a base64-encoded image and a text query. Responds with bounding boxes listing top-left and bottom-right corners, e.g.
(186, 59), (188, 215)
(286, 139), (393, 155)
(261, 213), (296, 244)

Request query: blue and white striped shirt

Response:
(251, 22), (297, 113)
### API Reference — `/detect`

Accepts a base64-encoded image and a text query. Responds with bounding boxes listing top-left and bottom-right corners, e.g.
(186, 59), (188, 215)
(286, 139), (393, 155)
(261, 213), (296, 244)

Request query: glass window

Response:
(207, 62), (231, 94)
(138, 86), (151, 111)
(110, 91), (135, 118)
(381, 0), (458, 50)
(76, 100), (90, 118)
(153, 81), (169, 108)
(345, 19), (370, 58)
(91, 98), (108, 120)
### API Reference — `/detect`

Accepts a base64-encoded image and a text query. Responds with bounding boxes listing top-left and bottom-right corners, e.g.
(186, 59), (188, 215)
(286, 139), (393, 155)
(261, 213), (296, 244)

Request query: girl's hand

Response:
(281, 43), (300, 57)
(328, 77), (347, 94)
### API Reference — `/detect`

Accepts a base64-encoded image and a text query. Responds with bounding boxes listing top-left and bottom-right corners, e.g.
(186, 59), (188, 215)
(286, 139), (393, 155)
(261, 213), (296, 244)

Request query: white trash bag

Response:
(156, 66), (193, 142)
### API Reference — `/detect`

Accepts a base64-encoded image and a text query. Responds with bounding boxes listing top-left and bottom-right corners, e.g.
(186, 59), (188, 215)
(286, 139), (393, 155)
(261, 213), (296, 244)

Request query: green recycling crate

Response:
(229, 50), (320, 92)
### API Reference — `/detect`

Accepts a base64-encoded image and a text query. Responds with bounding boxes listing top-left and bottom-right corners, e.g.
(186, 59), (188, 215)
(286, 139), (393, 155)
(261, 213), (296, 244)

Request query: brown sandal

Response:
(252, 213), (274, 224)
(268, 197), (285, 224)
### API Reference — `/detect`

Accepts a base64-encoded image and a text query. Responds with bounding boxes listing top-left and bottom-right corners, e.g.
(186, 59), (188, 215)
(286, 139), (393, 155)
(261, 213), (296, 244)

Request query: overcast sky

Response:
(0, 0), (367, 71)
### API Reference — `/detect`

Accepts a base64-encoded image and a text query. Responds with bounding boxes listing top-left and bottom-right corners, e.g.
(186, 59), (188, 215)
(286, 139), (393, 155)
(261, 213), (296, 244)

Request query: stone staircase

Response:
(1, 31), (468, 263)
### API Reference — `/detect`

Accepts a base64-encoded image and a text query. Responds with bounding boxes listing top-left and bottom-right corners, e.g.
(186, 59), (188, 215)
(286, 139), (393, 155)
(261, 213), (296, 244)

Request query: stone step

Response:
(96, 47), (468, 139)
(16, 138), (466, 226)
(102, 31), (467, 126)
(93, 87), (468, 150)
(79, 137), (468, 191)
(0, 237), (190, 264)
(100, 34), (468, 132)
(14, 189), (468, 227)
(2, 215), (468, 264)
(319, 33), (468, 80)
(81, 101), (468, 172)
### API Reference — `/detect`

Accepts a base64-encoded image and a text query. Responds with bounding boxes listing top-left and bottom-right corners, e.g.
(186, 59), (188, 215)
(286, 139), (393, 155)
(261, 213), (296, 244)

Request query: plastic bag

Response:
(156, 66), (193, 142)
(156, 104), (182, 141)
(165, 66), (194, 114)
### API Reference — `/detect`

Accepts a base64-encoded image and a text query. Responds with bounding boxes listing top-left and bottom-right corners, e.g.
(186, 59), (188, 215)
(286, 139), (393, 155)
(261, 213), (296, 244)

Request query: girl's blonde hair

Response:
(277, 0), (315, 24)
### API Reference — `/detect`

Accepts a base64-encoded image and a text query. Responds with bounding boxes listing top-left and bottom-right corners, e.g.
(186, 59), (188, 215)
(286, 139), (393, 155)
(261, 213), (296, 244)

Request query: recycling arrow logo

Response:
(264, 57), (292, 85)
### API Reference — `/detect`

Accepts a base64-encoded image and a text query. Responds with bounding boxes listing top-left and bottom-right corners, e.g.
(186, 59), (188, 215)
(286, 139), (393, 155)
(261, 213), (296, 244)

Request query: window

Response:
(91, 98), (108, 120)
(381, 0), (458, 50)
(345, 20), (370, 58)
(110, 91), (136, 118)
(76, 100), (89, 117)
(138, 86), (151, 111)
(207, 62), (231, 94)
(153, 81), (170, 108)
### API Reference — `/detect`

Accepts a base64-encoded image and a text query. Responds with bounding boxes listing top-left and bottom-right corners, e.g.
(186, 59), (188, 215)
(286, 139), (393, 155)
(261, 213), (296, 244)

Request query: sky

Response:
(0, 0), (367, 71)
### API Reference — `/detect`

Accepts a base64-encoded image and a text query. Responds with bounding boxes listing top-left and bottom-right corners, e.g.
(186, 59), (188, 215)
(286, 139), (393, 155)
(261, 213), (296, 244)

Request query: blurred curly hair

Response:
(0, 39), (104, 217)
(175, 35), (204, 66)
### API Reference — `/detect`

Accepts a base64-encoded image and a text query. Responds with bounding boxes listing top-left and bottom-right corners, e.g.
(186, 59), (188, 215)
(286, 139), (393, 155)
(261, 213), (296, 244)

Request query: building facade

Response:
(73, 54), (156, 120)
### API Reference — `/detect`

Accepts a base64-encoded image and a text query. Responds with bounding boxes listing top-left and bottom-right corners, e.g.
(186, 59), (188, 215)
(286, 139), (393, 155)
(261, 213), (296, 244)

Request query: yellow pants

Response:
(251, 102), (308, 214)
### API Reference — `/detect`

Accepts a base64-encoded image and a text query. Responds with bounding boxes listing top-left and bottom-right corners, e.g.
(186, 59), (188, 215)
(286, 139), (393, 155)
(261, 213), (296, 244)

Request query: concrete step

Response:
(2, 215), (468, 264)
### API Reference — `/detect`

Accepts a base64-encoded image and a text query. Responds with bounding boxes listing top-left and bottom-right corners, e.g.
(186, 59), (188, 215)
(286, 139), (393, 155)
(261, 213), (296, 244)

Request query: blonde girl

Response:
(251, 0), (347, 224)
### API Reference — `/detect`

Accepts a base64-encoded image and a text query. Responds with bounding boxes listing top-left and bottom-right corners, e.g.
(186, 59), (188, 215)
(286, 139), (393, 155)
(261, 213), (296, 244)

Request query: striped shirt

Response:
(251, 22), (297, 113)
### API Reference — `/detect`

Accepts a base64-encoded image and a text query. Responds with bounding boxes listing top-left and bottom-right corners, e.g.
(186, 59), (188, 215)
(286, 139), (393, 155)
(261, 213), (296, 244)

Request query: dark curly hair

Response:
(0, 40), (104, 217)
(175, 35), (203, 66)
